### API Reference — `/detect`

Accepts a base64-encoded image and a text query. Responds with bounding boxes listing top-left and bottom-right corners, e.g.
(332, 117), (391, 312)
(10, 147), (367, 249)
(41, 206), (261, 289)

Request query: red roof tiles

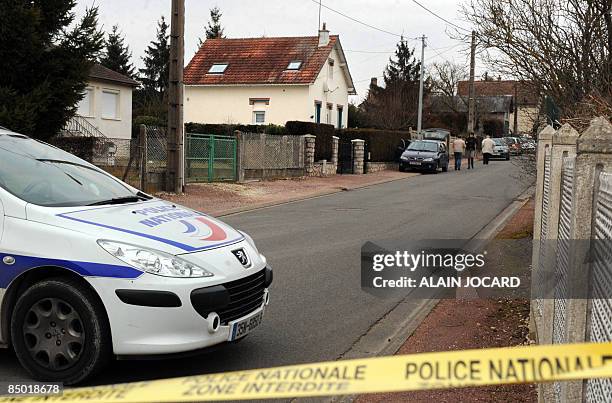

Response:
(185, 36), (339, 86)
(457, 80), (538, 105)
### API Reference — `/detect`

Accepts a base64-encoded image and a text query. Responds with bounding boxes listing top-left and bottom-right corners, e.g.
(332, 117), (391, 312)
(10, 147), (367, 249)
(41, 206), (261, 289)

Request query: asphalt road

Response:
(0, 160), (531, 385)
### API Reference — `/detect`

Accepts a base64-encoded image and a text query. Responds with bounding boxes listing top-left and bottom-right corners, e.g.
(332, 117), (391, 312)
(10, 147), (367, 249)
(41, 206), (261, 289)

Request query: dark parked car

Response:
(400, 139), (449, 173)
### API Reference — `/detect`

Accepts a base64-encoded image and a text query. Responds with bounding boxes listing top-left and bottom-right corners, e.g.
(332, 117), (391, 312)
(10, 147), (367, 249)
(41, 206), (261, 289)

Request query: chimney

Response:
(370, 77), (378, 88)
(318, 22), (330, 47)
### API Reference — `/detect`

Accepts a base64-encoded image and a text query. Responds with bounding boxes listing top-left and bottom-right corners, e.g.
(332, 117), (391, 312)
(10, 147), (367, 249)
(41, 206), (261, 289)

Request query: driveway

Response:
(0, 161), (531, 385)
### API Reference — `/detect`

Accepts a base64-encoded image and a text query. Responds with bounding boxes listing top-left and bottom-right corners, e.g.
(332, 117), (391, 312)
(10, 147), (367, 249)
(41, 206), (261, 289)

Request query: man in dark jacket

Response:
(466, 133), (477, 169)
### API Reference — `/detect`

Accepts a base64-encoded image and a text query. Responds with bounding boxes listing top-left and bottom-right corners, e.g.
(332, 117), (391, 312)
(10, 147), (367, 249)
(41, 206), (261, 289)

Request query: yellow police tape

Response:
(1, 342), (612, 402)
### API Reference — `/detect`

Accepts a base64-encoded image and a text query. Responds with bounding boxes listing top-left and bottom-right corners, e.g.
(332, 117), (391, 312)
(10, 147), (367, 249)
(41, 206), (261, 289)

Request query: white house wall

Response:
(308, 45), (350, 129)
(79, 79), (133, 140)
(184, 85), (311, 126)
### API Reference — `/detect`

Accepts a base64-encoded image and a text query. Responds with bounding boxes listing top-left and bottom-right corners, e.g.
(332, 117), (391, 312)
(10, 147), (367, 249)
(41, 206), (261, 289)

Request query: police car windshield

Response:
(0, 141), (140, 207)
(407, 141), (438, 152)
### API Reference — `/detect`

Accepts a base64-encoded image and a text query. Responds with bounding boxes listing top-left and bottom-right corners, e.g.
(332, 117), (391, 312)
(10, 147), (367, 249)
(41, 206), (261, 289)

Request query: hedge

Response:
(285, 121), (336, 160)
(185, 122), (286, 136)
(337, 128), (412, 162)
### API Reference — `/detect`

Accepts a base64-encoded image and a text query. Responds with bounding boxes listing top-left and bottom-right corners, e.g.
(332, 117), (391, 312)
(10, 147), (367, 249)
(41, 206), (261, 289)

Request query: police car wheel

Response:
(11, 278), (112, 385)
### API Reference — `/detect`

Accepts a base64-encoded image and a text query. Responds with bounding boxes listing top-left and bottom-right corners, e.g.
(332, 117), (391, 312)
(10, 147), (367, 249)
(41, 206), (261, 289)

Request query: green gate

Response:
(185, 133), (237, 182)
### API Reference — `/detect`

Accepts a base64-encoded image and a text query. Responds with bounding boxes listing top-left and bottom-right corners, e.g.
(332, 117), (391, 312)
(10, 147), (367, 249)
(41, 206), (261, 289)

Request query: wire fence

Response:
(240, 133), (305, 170)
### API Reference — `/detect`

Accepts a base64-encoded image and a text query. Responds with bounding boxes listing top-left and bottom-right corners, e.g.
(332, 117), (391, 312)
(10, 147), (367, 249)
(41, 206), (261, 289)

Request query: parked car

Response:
(503, 137), (522, 155)
(400, 139), (449, 173)
(491, 138), (510, 160)
(0, 127), (272, 384)
(519, 137), (536, 153)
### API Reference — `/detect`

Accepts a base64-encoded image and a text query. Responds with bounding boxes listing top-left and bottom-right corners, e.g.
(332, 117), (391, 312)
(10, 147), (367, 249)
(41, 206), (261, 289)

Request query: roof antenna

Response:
(318, 0), (322, 30)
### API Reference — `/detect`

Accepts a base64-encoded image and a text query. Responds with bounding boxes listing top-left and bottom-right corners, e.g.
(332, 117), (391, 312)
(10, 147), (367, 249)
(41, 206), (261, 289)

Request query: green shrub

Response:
(337, 128), (412, 162)
(185, 123), (286, 136)
(285, 121), (336, 160)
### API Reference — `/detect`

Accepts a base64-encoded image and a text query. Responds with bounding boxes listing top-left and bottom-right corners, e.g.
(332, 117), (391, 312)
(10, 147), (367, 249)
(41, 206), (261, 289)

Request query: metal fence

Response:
(241, 133), (304, 170)
(185, 133), (236, 183)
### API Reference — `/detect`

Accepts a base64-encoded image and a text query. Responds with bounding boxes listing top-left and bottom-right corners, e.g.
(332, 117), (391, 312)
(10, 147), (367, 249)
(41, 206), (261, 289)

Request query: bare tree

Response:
(460, 0), (611, 118)
(429, 61), (468, 112)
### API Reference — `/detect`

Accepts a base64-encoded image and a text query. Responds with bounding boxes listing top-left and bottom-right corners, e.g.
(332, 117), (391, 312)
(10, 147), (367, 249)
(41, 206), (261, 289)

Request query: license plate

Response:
(228, 308), (264, 341)
(410, 161), (421, 166)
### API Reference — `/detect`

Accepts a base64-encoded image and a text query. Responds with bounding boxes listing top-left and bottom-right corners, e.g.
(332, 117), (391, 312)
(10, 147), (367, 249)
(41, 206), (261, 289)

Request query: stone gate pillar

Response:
(304, 134), (316, 176)
(331, 136), (339, 171)
(351, 139), (365, 174)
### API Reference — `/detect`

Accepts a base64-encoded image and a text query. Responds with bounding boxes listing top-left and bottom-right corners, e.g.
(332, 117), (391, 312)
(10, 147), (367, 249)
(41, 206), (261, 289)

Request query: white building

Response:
(76, 64), (139, 139)
(184, 26), (356, 129)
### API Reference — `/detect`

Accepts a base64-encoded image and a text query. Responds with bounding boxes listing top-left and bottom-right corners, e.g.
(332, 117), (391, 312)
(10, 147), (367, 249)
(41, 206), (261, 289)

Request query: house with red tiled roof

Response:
(184, 25), (356, 128)
(457, 79), (541, 135)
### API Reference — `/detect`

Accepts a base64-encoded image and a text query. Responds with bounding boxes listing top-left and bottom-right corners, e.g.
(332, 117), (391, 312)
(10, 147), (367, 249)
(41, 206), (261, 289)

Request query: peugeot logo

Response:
(231, 248), (251, 268)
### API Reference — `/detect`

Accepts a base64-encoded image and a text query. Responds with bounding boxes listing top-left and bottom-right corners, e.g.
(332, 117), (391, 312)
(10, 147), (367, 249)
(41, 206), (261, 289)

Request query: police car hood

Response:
(27, 200), (244, 255)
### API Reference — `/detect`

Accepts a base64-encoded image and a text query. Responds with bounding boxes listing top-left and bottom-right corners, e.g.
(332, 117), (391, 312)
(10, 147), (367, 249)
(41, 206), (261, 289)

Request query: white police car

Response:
(0, 128), (272, 384)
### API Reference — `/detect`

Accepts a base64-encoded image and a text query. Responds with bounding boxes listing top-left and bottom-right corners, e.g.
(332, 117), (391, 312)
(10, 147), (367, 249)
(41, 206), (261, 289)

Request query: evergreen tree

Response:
(383, 37), (421, 86)
(100, 25), (135, 77)
(0, 1), (104, 140)
(198, 6), (225, 46)
(139, 17), (170, 95)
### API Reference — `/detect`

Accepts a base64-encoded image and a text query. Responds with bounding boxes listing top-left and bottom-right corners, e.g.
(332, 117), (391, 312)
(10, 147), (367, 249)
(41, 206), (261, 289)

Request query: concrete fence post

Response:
(560, 117), (612, 402)
(139, 124), (148, 192)
(234, 130), (244, 183)
(531, 127), (555, 338)
(331, 136), (339, 172)
(537, 124), (579, 403)
(351, 139), (365, 174)
(303, 134), (316, 176)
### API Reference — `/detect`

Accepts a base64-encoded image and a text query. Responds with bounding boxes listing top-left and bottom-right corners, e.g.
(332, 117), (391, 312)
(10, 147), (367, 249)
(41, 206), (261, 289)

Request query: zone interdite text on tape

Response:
(1, 342), (611, 402)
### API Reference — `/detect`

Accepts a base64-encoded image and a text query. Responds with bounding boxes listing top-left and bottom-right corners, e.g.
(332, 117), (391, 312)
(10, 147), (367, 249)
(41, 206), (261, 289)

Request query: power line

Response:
(408, 0), (470, 33)
(310, 0), (403, 38)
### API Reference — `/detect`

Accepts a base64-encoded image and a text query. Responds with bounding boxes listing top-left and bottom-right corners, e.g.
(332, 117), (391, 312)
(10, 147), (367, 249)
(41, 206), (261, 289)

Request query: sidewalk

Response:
(158, 170), (418, 216)
(358, 199), (537, 403)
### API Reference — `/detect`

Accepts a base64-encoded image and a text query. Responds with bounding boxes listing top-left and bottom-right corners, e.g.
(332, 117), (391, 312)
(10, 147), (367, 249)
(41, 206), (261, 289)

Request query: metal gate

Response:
(337, 138), (353, 174)
(185, 133), (236, 182)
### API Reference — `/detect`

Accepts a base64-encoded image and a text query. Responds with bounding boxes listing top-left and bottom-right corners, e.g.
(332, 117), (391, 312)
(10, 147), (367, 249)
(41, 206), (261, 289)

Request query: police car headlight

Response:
(423, 157), (434, 162)
(97, 240), (214, 278)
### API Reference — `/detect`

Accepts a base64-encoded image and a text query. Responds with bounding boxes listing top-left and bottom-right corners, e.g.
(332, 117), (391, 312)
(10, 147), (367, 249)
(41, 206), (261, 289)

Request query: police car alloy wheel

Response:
(10, 278), (112, 385)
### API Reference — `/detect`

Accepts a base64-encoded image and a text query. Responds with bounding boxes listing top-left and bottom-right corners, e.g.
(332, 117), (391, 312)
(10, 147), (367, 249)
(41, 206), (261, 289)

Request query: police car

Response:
(0, 127), (272, 384)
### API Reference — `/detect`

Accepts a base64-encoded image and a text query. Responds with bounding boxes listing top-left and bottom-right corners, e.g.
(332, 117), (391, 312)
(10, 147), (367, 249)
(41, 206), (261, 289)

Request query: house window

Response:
(78, 87), (94, 117)
(253, 111), (266, 125)
(326, 103), (333, 124)
(101, 90), (120, 120)
(314, 102), (322, 123)
(208, 63), (228, 74)
(328, 58), (334, 80)
(286, 61), (302, 70)
(337, 106), (343, 129)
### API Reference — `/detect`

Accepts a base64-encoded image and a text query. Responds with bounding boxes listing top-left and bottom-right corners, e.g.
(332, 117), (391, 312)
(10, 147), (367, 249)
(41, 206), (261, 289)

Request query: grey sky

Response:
(75, 0), (473, 101)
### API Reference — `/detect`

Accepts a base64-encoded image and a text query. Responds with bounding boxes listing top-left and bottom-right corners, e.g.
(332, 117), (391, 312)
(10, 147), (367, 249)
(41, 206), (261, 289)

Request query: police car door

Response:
(0, 194), (4, 346)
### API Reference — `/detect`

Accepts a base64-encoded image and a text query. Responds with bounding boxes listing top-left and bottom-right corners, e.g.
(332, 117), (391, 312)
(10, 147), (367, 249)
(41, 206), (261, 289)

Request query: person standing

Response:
(453, 136), (466, 171)
(482, 135), (494, 165)
(466, 133), (477, 169)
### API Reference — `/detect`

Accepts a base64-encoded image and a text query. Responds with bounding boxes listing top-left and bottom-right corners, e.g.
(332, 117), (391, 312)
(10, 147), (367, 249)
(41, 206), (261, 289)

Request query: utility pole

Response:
(167, 0), (185, 193)
(416, 34), (426, 138)
(467, 30), (476, 135)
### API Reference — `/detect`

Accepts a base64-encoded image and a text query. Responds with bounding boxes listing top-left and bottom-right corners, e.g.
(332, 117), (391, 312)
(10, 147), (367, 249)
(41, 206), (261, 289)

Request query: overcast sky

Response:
(75, 0), (475, 101)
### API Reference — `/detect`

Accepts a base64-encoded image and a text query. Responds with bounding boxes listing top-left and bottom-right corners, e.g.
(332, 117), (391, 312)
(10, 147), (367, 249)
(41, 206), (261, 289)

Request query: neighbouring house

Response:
(72, 63), (139, 139)
(457, 79), (541, 135)
(184, 24), (357, 129)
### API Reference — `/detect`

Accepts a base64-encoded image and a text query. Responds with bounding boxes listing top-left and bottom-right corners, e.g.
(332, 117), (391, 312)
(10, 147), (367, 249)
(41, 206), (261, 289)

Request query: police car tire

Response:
(10, 277), (112, 385)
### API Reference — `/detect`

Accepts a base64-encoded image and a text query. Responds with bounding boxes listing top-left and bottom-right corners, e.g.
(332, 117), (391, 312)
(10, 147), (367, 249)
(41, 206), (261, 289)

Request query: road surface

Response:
(0, 161), (531, 385)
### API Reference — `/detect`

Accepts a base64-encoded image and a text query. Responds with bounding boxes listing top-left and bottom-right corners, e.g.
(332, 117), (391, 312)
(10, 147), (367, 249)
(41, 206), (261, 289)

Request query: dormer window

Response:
(208, 63), (228, 74)
(286, 61), (302, 70)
